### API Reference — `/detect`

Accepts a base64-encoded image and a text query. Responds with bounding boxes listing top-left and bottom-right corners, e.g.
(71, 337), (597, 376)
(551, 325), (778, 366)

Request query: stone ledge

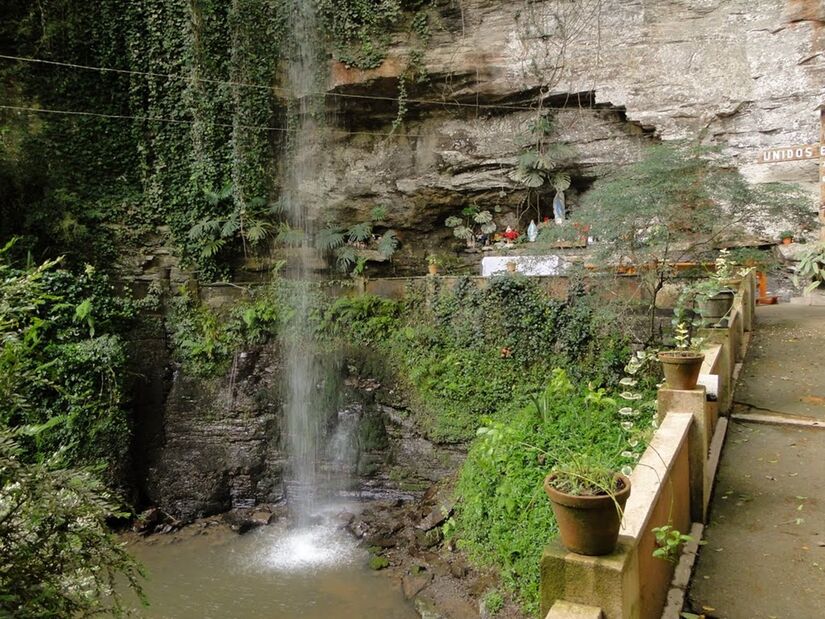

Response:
(623, 413), (692, 539)
(547, 600), (605, 619)
(540, 538), (638, 619)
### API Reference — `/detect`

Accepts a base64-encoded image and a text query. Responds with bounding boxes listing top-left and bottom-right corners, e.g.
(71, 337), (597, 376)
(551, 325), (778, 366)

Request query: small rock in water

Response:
(250, 510), (274, 526)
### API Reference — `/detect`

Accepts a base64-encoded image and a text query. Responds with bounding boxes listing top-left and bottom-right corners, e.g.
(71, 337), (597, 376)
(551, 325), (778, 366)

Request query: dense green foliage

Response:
(167, 280), (291, 376)
(455, 363), (656, 613)
(318, 279), (653, 613)
(0, 429), (145, 617)
(0, 0), (432, 278)
(325, 276), (630, 442)
(0, 249), (135, 480)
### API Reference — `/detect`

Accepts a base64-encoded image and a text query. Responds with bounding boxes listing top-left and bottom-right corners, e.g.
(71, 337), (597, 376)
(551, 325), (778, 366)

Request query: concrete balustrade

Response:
(541, 272), (756, 619)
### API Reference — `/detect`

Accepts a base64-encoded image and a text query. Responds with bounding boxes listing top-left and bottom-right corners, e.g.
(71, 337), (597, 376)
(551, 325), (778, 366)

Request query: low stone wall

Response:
(541, 272), (755, 619)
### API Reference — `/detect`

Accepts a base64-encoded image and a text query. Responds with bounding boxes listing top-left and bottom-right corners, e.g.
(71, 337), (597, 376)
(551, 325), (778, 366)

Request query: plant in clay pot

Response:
(544, 452), (631, 556)
(658, 322), (705, 390)
(426, 254), (442, 275)
(779, 230), (794, 244)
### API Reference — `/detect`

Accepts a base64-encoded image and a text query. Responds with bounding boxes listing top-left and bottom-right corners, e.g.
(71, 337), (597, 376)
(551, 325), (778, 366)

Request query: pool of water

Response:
(125, 511), (418, 619)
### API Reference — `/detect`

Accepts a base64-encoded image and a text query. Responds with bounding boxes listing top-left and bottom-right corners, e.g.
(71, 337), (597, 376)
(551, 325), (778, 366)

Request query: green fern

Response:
(377, 230), (398, 258)
(275, 223), (305, 247)
(370, 205), (388, 222)
(316, 227), (346, 252)
(335, 245), (357, 271)
(347, 222), (373, 243)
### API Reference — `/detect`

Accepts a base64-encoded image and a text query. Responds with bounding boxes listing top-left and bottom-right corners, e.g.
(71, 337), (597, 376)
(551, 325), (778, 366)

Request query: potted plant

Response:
(779, 230), (794, 245)
(506, 260), (517, 273)
(544, 453), (631, 556)
(658, 322), (705, 390)
(426, 254), (442, 276)
(711, 248), (743, 288)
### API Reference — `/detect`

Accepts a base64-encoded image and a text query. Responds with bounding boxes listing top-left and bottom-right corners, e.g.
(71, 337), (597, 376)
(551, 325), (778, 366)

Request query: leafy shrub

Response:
(167, 295), (239, 376)
(326, 277), (630, 442)
(0, 429), (145, 617)
(322, 295), (401, 343)
(455, 370), (654, 614)
(0, 251), (134, 480)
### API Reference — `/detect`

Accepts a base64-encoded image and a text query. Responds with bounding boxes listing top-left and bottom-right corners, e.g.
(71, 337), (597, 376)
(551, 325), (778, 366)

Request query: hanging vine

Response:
(0, 0), (436, 278)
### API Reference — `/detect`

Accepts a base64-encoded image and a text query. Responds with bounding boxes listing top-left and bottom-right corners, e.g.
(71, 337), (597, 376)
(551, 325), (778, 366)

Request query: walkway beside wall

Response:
(687, 305), (825, 618)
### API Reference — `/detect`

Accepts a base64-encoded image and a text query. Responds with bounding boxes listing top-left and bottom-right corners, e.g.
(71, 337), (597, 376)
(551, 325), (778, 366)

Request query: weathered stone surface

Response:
(403, 572), (434, 599)
(312, 0), (824, 269)
(142, 345), (286, 521)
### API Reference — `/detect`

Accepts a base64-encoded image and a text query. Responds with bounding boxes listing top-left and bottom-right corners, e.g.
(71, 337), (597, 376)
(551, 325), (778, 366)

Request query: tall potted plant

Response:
(427, 254), (442, 276)
(658, 322), (705, 390)
(544, 453), (631, 556)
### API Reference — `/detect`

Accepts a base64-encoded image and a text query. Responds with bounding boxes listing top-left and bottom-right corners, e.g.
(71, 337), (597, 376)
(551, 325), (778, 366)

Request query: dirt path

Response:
(687, 305), (825, 619)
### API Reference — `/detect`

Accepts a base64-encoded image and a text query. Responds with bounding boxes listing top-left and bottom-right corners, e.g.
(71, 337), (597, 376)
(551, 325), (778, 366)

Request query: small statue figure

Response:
(553, 189), (566, 224)
(527, 220), (538, 242)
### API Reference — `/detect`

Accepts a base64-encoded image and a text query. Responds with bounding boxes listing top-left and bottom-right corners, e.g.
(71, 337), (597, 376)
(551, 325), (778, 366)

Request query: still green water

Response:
(125, 518), (418, 619)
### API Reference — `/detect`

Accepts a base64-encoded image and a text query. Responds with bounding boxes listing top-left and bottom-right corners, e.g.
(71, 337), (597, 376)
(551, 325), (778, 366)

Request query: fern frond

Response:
(200, 238), (226, 258)
(377, 230), (398, 258)
(551, 172), (571, 192)
(221, 215), (240, 238)
(245, 220), (271, 245)
(316, 227), (346, 252)
(370, 205), (388, 222)
(275, 223), (305, 247)
(334, 245), (357, 271)
(347, 222), (373, 243)
(188, 218), (221, 240)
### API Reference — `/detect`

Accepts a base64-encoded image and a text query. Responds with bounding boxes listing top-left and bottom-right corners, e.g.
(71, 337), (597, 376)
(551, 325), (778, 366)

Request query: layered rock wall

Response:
(317, 0), (823, 258)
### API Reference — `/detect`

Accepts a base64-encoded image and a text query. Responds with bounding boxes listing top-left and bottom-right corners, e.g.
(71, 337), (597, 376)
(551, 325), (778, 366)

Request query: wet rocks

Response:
(141, 344), (287, 521)
(403, 571), (434, 599)
(132, 507), (182, 535)
(223, 503), (286, 534)
(417, 496), (456, 532)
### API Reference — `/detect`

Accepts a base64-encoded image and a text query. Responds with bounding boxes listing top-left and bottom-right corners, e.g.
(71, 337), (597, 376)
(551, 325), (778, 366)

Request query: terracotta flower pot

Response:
(782, 237), (792, 245)
(428, 263), (439, 275)
(506, 261), (517, 273)
(657, 350), (705, 390)
(698, 289), (734, 326)
(544, 474), (631, 556)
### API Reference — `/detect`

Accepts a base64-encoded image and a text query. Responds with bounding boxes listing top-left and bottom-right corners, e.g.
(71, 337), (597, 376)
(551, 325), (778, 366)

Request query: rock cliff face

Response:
(134, 340), (463, 521)
(312, 0), (823, 261)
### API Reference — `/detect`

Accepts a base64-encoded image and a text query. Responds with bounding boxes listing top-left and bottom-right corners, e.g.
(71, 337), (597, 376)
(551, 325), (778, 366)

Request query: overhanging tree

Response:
(574, 141), (815, 340)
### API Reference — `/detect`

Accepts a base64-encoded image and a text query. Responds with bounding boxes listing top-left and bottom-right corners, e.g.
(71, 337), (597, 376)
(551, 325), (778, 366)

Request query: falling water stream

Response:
(281, 0), (325, 522)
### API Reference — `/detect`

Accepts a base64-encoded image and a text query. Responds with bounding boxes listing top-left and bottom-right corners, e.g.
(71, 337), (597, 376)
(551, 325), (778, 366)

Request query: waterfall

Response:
(280, 0), (331, 521)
